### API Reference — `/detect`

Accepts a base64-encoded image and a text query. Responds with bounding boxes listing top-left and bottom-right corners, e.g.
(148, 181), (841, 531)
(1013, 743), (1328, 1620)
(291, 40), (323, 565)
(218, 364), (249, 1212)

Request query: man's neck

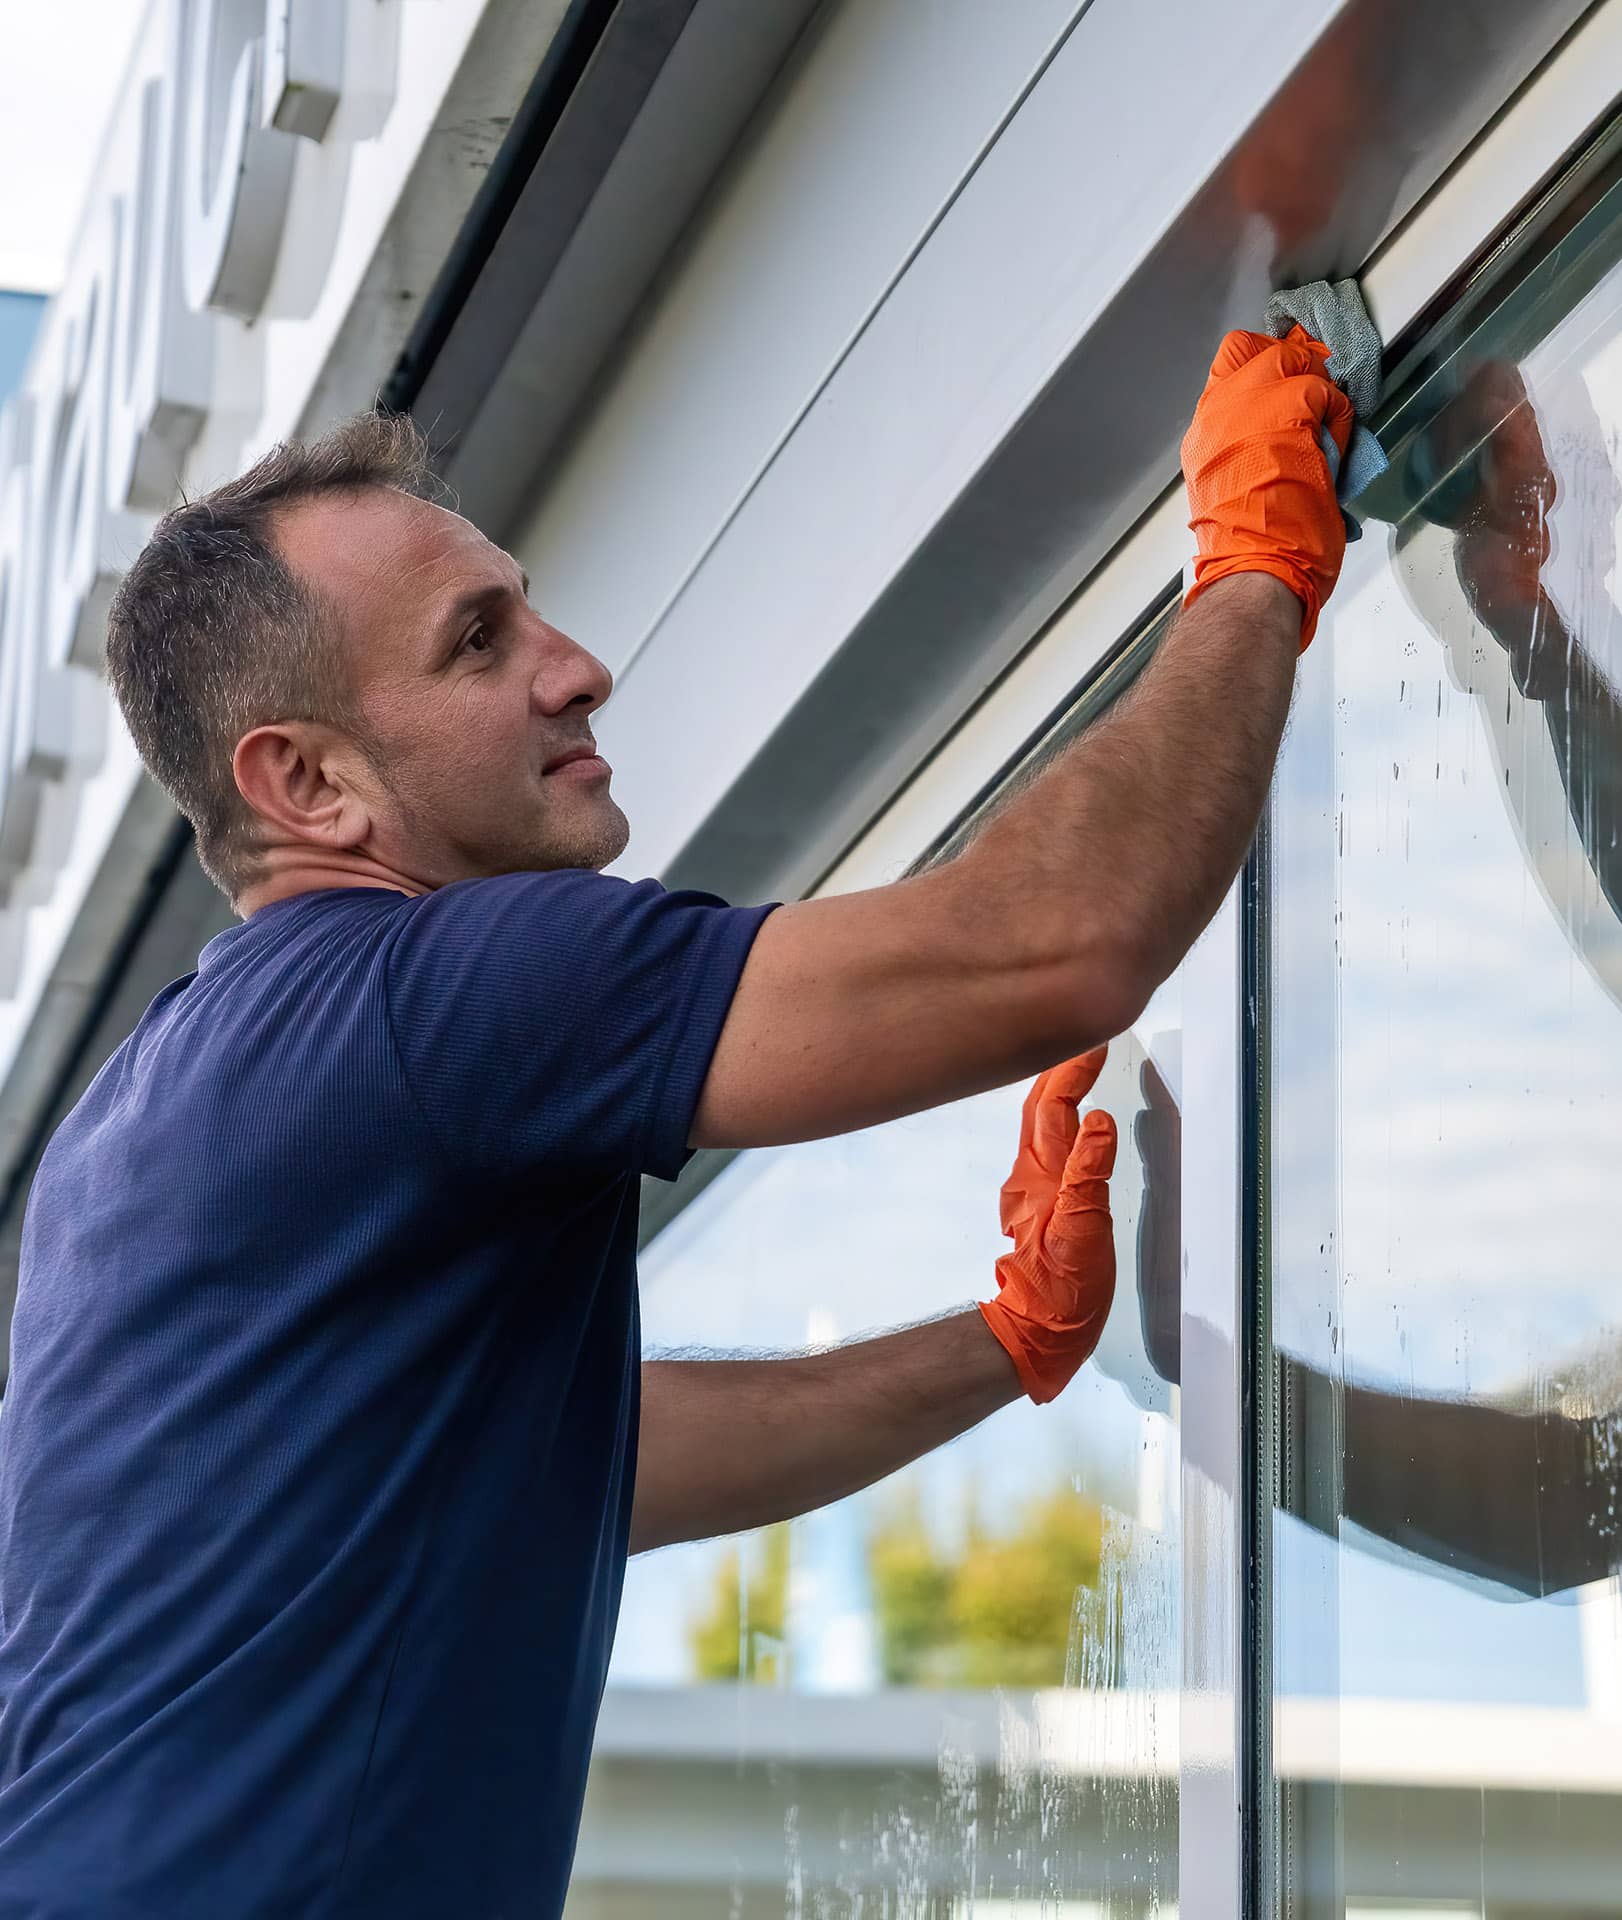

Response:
(234, 858), (431, 919)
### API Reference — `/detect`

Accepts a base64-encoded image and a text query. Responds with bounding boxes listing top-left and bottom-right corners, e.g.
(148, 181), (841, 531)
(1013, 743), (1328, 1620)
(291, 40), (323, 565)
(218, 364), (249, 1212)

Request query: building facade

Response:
(2, 2), (1622, 1914)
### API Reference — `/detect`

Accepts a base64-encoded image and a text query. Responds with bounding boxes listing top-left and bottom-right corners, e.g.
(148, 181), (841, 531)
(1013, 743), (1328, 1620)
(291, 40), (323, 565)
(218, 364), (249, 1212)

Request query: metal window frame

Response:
(633, 4), (1622, 1912)
(1208, 13), (1622, 1920)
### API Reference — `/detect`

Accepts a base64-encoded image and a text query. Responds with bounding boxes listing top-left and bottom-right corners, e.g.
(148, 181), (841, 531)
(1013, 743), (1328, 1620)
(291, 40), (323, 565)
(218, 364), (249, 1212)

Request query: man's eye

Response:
(461, 624), (493, 655)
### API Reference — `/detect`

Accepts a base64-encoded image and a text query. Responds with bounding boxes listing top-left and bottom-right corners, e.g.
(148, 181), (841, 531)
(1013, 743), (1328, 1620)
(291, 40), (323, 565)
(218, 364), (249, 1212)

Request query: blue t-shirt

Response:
(0, 872), (771, 1919)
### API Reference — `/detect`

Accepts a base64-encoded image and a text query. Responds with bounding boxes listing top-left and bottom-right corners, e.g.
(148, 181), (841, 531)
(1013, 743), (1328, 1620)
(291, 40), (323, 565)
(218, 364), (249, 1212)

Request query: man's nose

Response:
(530, 619), (613, 716)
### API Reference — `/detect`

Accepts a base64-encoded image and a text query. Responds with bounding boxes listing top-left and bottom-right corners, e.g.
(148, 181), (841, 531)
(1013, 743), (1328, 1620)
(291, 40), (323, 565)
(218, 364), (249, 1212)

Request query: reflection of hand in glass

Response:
(1415, 359), (1561, 695)
(1405, 352), (1622, 953)
(1133, 1056), (1181, 1388)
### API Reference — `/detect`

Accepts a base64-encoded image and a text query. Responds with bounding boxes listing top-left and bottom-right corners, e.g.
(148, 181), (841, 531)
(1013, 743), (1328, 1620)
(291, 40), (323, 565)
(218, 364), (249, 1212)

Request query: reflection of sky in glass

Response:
(613, 990), (1182, 1691)
(1274, 1516), (1588, 1706)
(1273, 257), (1622, 1720)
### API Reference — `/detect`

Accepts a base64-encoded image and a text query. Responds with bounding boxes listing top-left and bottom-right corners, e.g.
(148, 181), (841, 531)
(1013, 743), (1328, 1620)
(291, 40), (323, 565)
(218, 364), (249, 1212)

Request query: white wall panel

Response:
(507, 0), (1087, 668)
(581, 0), (1337, 881)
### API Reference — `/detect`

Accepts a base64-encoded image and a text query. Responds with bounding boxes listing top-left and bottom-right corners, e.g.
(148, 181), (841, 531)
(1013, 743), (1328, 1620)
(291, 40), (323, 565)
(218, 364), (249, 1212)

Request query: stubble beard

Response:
(444, 791), (630, 879)
(366, 734), (630, 879)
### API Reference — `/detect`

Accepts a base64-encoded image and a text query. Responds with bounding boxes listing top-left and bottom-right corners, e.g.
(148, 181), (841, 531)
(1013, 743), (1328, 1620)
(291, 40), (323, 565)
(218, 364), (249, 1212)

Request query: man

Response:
(0, 324), (1352, 1917)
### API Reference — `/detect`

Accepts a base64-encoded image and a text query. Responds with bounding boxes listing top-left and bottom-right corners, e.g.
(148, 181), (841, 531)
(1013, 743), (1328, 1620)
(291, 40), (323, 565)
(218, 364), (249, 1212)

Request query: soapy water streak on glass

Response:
(1270, 200), (1622, 1917)
(564, 1004), (1182, 1916)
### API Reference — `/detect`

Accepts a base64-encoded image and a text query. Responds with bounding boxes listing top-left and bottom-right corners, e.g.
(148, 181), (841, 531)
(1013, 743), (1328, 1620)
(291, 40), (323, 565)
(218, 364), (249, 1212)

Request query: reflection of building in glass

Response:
(576, 1686), (1622, 1917)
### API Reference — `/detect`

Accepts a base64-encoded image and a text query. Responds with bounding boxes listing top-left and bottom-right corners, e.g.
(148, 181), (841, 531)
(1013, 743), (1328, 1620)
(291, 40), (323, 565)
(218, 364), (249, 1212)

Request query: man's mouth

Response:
(541, 745), (611, 780)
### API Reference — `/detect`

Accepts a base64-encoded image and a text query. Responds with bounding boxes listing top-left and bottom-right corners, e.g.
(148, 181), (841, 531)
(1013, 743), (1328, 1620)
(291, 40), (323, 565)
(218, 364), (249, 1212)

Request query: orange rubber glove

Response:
(979, 1047), (1119, 1405)
(1181, 325), (1356, 649)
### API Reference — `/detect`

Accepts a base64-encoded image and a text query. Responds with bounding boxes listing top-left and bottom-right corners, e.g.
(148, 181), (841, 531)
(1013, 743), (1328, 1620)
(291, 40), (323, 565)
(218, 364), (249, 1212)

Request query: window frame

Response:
(631, 10), (1622, 1914)
(1248, 22), (1622, 1920)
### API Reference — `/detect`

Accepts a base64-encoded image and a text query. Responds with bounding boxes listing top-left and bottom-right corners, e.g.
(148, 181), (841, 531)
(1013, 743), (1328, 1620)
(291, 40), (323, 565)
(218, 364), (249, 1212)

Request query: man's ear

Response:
(232, 723), (373, 853)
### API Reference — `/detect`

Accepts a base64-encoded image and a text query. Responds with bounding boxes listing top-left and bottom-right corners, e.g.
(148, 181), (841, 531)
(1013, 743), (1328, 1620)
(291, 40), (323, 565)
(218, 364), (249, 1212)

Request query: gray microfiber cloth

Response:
(1265, 278), (1389, 535)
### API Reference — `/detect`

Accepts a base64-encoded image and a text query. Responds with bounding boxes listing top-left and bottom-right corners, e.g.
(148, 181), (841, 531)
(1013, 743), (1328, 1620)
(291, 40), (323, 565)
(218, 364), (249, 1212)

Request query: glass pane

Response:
(567, 988), (1184, 1917)
(1270, 163), (1622, 1919)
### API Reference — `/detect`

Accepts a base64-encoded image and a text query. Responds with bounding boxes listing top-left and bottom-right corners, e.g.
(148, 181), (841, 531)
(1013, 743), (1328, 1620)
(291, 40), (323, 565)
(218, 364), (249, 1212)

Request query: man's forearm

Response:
(630, 1311), (1019, 1555)
(948, 571), (1302, 1013)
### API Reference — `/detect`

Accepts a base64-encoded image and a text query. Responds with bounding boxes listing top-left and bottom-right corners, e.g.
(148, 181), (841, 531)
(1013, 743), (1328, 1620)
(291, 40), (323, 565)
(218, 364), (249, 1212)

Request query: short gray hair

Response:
(105, 410), (439, 901)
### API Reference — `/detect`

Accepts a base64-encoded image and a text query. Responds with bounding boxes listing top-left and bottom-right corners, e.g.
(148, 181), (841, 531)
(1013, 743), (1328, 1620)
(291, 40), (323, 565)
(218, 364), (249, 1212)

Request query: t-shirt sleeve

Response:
(383, 870), (775, 1183)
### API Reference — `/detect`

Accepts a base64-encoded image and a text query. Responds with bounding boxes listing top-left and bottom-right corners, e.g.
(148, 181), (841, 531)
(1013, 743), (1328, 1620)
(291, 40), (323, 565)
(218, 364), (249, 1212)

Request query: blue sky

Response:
(0, 292), (44, 404)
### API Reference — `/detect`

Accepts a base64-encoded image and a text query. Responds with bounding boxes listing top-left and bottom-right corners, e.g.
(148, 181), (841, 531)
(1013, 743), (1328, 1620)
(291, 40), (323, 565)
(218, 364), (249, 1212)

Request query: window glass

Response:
(567, 876), (1183, 1915)
(1269, 162), (1622, 1918)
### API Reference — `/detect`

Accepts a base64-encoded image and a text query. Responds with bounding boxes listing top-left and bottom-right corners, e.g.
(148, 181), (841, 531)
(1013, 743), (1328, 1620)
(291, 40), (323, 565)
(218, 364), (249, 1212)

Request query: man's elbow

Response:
(1019, 931), (1159, 1061)
(1072, 943), (1158, 1050)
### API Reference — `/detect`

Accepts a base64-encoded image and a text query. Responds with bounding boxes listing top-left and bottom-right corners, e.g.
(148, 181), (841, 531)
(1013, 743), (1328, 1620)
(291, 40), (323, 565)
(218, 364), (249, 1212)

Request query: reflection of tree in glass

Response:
(687, 1524), (789, 1682)
(862, 1487), (952, 1685)
(873, 1485), (1108, 1689)
(686, 1488), (1113, 1688)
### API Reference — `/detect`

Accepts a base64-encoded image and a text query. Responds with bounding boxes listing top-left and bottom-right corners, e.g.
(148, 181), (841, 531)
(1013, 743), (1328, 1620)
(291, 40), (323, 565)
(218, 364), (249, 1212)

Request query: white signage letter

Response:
(182, 0), (297, 319)
(263, 0), (344, 143)
(106, 1), (213, 513)
(44, 200), (142, 681)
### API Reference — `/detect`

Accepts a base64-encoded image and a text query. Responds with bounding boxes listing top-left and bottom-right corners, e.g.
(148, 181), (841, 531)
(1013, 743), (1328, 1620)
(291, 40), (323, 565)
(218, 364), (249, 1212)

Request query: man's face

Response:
(273, 487), (629, 885)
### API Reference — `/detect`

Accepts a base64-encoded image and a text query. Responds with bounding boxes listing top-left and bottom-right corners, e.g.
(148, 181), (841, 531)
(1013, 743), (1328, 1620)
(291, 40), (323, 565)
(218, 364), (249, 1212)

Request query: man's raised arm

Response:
(692, 328), (1354, 1151)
